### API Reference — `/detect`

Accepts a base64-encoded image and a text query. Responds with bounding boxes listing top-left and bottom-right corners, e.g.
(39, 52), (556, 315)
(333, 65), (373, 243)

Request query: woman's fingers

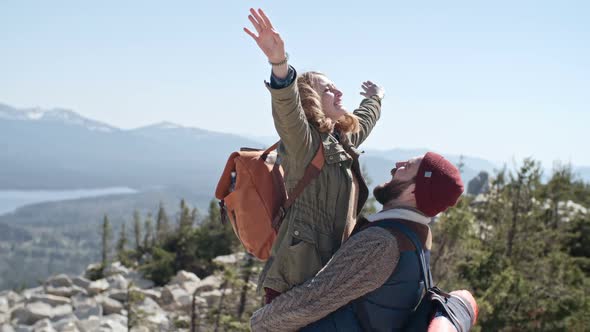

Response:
(243, 27), (258, 41)
(248, 14), (263, 34)
(250, 8), (267, 30)
(258, 9), (274, 29)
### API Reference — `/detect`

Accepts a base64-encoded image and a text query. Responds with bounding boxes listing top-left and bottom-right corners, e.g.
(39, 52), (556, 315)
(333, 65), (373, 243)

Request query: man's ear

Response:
(408, 183), (416, 195)
(404, 183), (417, 202)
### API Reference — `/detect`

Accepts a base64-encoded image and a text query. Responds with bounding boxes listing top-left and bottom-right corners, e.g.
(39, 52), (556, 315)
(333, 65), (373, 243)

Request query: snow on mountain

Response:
(130, 121), (237, 141)
(0, 103), (117, 132)
(134, 121), (186, 130)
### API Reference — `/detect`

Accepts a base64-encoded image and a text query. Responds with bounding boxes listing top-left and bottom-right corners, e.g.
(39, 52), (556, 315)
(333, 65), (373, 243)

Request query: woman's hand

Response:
(360, 81), (385, 100)
(244, 8), (286, 64)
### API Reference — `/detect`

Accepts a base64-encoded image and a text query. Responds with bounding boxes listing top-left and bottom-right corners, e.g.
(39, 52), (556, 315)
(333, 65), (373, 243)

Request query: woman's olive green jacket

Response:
(259, 69), (382, 293)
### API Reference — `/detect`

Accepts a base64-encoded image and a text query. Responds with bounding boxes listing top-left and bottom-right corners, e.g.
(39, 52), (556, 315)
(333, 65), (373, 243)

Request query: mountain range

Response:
(1, 102), (588, 196)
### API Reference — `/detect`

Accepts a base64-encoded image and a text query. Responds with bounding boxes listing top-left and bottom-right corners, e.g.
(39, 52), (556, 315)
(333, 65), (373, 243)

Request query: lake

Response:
(0, 187), (137, 215)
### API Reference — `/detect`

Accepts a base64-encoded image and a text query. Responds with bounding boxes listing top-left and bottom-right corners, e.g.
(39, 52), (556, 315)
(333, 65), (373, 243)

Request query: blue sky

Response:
(2, 1), (588, 168)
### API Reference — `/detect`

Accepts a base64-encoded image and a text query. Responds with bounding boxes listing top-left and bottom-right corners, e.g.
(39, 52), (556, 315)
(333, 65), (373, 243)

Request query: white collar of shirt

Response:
(366, 207), (431, 225)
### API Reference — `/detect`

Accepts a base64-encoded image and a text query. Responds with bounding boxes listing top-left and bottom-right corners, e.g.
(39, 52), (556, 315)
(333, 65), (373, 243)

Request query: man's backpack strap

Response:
(353, 220), (433, 331)
(377, 220), (474, 332)
(375, 220), (433, 288)
(270, 142), (325, 231)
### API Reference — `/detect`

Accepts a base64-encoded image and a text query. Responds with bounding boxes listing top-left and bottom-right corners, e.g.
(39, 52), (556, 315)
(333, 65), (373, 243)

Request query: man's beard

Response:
(373, 179), (415, 205)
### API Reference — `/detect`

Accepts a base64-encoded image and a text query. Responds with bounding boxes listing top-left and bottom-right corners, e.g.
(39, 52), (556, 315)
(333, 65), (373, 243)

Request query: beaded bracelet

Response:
(269, 53), (289, 66)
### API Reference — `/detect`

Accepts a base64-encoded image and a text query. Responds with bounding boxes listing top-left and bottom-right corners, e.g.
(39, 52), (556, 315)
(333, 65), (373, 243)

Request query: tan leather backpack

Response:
(215, 142), (324, 260)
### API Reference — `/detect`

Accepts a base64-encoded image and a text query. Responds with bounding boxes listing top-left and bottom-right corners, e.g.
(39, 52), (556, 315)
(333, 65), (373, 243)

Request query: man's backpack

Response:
(215, 142), (324, 260)
(380, 221), (476, 332)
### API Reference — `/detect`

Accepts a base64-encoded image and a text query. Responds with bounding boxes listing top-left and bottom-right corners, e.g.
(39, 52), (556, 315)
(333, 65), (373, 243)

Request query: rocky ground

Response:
(0, 253), (251, 331)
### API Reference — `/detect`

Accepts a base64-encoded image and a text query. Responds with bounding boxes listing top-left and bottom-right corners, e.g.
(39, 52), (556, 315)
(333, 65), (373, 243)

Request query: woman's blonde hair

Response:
(297, 72), (360, 134)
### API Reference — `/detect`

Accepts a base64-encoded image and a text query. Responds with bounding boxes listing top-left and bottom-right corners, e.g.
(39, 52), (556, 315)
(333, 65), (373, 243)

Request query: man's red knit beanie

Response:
(415, 152), (464, 217)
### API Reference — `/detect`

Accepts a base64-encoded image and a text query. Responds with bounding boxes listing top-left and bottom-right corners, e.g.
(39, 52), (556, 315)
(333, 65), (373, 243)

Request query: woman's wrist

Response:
(271, 62), (289, 80)
(270, 52), (289, 80)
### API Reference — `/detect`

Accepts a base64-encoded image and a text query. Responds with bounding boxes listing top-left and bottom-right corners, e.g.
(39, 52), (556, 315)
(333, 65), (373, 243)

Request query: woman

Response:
(244, 8), (385, 303)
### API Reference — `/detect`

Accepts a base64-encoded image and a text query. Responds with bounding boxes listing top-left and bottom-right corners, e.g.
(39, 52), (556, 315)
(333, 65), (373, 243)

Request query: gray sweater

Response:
(251, 208), (433, 331)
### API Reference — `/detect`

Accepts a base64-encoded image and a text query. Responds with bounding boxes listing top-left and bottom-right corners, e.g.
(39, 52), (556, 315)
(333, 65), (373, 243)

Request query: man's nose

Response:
(396, 161), (408, 168)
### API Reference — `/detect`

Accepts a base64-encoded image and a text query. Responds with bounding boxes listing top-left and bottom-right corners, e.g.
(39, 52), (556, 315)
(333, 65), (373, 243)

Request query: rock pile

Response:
(0, 260), (230, 332)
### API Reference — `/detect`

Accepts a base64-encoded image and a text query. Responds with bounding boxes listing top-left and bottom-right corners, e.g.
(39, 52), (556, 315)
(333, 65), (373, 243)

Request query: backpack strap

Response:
(270, 142), (325, 231)
(260, 141), (280, 161)
(380, 221), (468, 328)
(374, 219), (433, 289)
(353, 219), (433, 331)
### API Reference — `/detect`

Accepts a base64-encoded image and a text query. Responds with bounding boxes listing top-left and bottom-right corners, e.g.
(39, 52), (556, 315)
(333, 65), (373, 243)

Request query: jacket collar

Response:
(366, 207), (431, 225)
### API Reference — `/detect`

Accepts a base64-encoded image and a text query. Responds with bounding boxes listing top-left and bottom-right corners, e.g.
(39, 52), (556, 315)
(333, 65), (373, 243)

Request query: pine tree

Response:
(156, 202), (170, 243)
(101, 214), (112, 267)
(143, 213), (154, 251)
(191, 208), (200, 226)
(133, 210), (142, 251)
(116, 222), (128, 254)
(179, 199), (194, 233)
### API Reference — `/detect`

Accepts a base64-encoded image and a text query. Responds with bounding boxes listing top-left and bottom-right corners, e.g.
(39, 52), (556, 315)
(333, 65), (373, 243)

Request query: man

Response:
(251, 152), (477, 331)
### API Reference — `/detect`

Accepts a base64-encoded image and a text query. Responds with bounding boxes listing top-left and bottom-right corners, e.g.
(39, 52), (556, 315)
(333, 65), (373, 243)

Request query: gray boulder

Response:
(44, 286), (85, 298)
(84, 263), (102, 274)
(97, 317), (127, 332)
(28, 294), (70, 307)
(45, 274), (72, 288)
(143, 311), (170, 331)
(170, 271), (200, 285)
(50, 304), (73, 322)
(0, 291), (23, 307)
(134, 297), (161, 314)
(99, 297), (124, 315)
(135, 289), (161, 302)
(103, 314), (127, 329)
(194, 275), (222, 293)
(103, 262), (130, 277)
(21, 287), (43, 302)
(213, 252), (246, 265)
(87, 279), (109, 296)
(52, 320), (79, 332)
(51, 313), (78, 327)
(126, 271), (154, 289)
(11, 302), (52, 325)
(106, 274), (128, 290)
(32, 318), (56, 332)
(160, 285), (194, 309)
(71, 277), (91, 290)
(108, 290), (128, 303)
(75, 316), (101, 332)
(72, 296), (102, 321)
